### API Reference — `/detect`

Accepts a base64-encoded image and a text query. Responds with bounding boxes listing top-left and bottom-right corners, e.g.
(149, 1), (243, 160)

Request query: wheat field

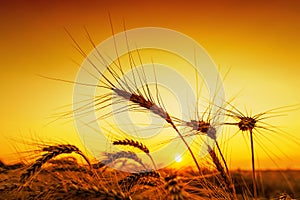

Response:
(1, 2), (300, 200)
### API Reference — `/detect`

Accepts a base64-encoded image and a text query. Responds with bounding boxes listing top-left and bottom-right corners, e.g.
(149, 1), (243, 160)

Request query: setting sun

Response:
(175, 154), (183, 163)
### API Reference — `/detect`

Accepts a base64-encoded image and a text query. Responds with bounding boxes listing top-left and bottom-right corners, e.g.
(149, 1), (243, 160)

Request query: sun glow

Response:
(175, 154), (182, 163)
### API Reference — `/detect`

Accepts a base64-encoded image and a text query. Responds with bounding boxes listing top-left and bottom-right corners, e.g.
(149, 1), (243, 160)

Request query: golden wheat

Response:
(112, 138), (157, 170)
(92, 151), (145, 170)
(118, 170), (161, 191)
(113, 139), (149, 154)
(20, 144), (90, 183)
(164, 174), (185, 200)
(208, 146), (237, 200)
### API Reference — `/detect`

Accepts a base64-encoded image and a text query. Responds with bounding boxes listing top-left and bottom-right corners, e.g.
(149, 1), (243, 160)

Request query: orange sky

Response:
(0, 0), (300, 169)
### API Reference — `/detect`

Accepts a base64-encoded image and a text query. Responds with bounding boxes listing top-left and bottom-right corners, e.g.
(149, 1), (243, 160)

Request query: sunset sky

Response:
(0, 0), (300, 169)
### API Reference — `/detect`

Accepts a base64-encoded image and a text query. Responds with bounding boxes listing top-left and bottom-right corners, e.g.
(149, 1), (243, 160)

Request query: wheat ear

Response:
(164, 174), (185, 200)
(180, 119), (230, 175)
(93, 151), (145, 169)
(114, 88), (201, 172)
(208, 146), (237, 200)
(20, 144), (90, 183)
(118, 170), (161, 191)
(113, 139), (156, 170)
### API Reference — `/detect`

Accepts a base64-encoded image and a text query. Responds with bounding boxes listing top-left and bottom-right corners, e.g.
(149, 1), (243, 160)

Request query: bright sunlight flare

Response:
(175, 154), (182, 163)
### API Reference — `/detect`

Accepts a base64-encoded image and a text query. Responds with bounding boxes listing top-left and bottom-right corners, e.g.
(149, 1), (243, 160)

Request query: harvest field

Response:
(0, 158), (299, 199)
(1, 1), (300, 200)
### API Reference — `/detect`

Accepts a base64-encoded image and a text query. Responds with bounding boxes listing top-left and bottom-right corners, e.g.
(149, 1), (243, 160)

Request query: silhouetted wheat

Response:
(112, 138), (157, 170)
(29, 23), (300, 200)
(20, 144), (90, 183)
(113, 139), (149, 153)
(92, 151), (145, 169)
(40, 28), (203, 173)
(208, 146), (237, 200)
(221, 104), (299, 199)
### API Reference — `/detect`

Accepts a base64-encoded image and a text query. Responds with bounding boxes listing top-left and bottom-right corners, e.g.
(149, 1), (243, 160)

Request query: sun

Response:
(175, 154), (182, 163)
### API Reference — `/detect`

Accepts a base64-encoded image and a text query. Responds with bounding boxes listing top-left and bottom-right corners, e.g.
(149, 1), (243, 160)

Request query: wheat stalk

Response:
(208, 146), (237, 200)
(20, 144), (90, 183)
(115, 88), (201, 172)
(178, 117), (230, 176)
(51, 28), (202, 173)
(220, 103), (299, 199)
(43, 31), (202, 172)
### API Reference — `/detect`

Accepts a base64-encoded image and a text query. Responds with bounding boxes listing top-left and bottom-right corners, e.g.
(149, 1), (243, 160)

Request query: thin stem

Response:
(215, 140), (229, 174)
(215, 141), (237, 200)
(170, 122), (201, 173)
(147, 153), (157, 171)
(250, 129), (257, 200)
